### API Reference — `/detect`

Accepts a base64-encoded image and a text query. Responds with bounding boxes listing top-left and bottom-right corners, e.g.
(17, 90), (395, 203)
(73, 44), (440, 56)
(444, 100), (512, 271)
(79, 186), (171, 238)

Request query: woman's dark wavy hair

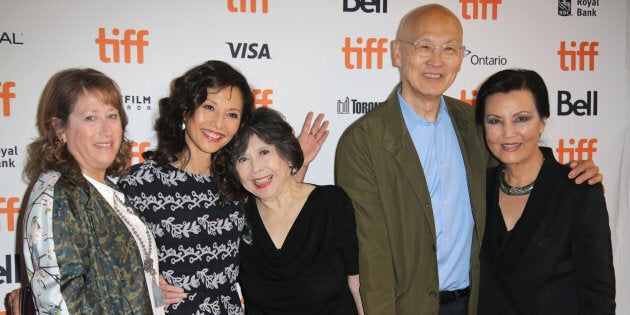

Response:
(23, 68), (131, 183)
(475, 68), (550, 125)
(213, 107), (304, 203)
(144, 60), (255, 166)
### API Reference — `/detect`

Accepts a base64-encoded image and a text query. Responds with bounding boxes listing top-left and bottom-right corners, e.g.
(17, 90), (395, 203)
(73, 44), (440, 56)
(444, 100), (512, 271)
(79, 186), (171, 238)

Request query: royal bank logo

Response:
(0, 32), (24, 45)
(0, 145), (18, 168)
(337, 97), (380, 115)
(558, 0), (571, 16)
(558, 0), (599, 17)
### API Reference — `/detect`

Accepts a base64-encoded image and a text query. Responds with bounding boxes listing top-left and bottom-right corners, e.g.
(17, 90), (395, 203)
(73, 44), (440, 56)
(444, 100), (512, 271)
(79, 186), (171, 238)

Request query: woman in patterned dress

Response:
(119, 60), (328, 315)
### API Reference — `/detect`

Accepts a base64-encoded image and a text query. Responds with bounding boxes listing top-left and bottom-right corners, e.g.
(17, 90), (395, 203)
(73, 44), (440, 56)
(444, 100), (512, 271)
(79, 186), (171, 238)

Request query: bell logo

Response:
(555, 138), (597, 164)
(129, 141), (152, 166)
(1, 82), (16, 117)
(557, 90), (598, 116)
(0, 254), (21, 284)
(0, 196), (20, 232)
(557, 41), (598, 71)
(342, 37), (388, 69)
(253, 89), (273, 108)
(460, 0), (502, 20)
(343, 0), (388, 13)
(228, 0), (268, 13)
(460, 89), (477, 106)
(95, 28), (149, 64)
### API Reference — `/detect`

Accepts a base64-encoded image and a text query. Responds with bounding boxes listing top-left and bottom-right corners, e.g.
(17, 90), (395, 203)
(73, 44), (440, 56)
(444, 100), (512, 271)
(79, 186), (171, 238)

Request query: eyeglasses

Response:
(398, 40), (463, 59)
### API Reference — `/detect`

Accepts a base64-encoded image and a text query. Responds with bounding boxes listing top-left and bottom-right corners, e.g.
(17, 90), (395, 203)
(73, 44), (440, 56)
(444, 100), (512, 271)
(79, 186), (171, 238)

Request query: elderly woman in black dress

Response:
(214, 107), (364, 315)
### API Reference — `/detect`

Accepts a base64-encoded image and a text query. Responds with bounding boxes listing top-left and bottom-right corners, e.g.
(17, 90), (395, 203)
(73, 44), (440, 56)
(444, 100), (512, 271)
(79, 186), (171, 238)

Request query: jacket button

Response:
(429, 291), (437, 298)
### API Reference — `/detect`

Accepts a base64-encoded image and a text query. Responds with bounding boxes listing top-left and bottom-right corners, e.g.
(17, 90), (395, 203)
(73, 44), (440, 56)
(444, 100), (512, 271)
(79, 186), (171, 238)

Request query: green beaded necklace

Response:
(499, 170), (535, 196)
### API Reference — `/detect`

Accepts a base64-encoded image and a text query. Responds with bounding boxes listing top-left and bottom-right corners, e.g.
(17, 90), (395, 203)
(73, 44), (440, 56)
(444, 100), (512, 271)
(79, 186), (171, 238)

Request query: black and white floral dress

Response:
(119, 160), (244, 315)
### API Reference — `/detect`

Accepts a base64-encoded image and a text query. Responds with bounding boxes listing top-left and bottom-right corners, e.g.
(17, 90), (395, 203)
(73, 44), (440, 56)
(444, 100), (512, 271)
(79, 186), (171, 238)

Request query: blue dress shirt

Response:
(398, 90), (474, 291)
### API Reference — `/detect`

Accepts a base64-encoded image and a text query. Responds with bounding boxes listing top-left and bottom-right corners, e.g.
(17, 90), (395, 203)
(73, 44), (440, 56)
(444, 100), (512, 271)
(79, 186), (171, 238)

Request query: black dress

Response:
(239, 185), (359, 315)
(478, 147), (615, 314)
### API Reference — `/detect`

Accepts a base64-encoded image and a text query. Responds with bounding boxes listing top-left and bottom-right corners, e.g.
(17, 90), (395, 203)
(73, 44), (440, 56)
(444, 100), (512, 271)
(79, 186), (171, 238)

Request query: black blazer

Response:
(478, 147), (615, 315)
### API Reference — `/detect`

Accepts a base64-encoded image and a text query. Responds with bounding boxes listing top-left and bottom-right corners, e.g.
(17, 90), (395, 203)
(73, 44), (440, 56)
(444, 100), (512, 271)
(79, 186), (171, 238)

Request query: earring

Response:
(289, 165), (298, 175)
(181, 122), (186, 130)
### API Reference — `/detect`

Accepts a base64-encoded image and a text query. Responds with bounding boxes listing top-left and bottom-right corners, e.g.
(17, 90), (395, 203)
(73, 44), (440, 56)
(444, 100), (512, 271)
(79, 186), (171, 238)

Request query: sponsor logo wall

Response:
(1, 0), (628, 313)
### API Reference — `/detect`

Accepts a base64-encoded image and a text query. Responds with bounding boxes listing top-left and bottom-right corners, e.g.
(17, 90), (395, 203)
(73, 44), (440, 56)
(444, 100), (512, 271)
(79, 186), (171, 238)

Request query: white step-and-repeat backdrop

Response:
(2, 0), (629, 313)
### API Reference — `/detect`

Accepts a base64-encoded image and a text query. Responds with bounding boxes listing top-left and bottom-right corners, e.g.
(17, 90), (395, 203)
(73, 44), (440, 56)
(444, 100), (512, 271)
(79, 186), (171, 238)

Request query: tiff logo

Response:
(460, 89), (477, 106)
(228, 0), (268, 13)
(556, 138), (597, 164)
(95, 28), (149, 64)
(129, 141), (151, 166)
(557, 41), (598, 71)
(1, 82), (16, 116)
(0, 197), (19, 232)
(253, 89), (273, 108)
(343, 0), (387, 13)
(342, 37), (388, 69)
(460, 0), (502, 20)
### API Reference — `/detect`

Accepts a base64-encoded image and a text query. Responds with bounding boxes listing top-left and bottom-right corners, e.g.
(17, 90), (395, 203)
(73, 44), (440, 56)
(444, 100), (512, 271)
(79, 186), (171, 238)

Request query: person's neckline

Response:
(255, 184), (318, 251)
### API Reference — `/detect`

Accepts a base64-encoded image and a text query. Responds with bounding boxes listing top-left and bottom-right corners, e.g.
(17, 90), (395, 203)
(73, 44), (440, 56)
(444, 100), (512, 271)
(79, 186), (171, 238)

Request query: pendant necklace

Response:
(112, 192), (165, 308)
(499, 170), (535, 196)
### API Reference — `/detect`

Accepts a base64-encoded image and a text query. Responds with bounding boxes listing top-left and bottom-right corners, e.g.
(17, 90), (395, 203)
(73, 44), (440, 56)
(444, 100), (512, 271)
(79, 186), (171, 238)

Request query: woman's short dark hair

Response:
(213, 107), (303, 203)
(24, 68), (130, 183)
(145, 60), (255, 166)
(475, 68), (550, 125)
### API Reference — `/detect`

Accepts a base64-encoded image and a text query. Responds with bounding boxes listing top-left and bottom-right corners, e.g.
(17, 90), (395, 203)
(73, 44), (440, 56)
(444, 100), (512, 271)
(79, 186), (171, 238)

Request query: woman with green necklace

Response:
(474, 69), (615, 314)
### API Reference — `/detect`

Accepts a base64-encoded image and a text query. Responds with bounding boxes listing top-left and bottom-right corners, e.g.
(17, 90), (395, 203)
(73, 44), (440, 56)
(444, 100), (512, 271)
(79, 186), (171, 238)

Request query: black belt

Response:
(439, 287), (470, 305)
